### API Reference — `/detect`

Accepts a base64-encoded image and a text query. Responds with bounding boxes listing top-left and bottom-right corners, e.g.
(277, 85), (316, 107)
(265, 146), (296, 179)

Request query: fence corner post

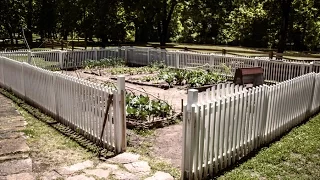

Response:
(27, 51), (32, 64)
(116, 75), (126, 153)
(182, 89), (198, 180)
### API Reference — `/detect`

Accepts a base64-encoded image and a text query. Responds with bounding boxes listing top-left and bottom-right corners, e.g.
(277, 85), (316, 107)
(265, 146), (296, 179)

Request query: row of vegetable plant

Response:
(140, 67), (230, 88)
(126, 93), (173, 121)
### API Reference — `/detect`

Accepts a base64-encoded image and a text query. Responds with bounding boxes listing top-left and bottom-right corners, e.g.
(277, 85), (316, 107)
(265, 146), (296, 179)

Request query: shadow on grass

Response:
(0, 87), (117, 160)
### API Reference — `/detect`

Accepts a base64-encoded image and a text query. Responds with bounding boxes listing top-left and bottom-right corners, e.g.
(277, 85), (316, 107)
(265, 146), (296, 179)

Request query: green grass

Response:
(219, 114), (320, 180)
(5, 55), (60, 70)
(17, 106), (98, 173)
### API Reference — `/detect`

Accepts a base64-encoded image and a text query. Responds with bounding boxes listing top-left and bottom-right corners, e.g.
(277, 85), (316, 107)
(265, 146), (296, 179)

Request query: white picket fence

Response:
(0, 56), (126, 153)
(198, 83), (246, 103)
(2, 47), (320, 83)
(182, 72), (320, 179)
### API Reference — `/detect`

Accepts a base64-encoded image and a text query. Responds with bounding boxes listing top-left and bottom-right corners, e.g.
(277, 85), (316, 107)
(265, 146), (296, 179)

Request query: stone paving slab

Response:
(66, 174), (95, 180)
(112, 170), (139, 180)
(145, 171), (174, 180)
(39, 171), (63, 180)
(56, 160), (94, 175)
(96, 163), (119, 171)
(124, 161), (151, 176)
(107, 152), (140, 164)
(84, 168), (111, 179)
(0, 94), (33, 178)
(6, 172), (35, 180)
(0, 117), (25, 127)
(0, 137), (30, 156)
(0, 131), (23, 140)
(0, 158), (32, 176)
(0, 153), (29, 162)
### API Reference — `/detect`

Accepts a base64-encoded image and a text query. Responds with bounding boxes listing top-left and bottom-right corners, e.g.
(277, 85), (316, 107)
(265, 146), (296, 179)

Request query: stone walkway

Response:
(43, 152), (174, 180)
(0, 94), (33, 179)
(0, 94), (174, 180)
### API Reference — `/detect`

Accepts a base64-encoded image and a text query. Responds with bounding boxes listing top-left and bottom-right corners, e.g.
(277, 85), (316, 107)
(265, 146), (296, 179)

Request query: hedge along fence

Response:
(0, 56), (126, 153)
(181, 72), (320, 180)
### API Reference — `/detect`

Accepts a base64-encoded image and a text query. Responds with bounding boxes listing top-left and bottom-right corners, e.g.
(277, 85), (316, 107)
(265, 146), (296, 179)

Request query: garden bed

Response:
(62, 57), (236, 129)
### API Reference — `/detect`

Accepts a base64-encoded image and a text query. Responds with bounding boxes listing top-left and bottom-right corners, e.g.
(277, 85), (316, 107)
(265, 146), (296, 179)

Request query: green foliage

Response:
(109, 66), (159, 75)
(157, 68), (227, 87)
(220, 114), (320, 179)
(126, 93), (173, 121)
(141, 76), (158, 82)
(1, 0), (320, 51)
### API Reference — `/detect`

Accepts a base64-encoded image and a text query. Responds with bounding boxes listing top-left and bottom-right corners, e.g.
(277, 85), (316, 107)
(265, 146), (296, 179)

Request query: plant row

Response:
(126, 93), (173, 121)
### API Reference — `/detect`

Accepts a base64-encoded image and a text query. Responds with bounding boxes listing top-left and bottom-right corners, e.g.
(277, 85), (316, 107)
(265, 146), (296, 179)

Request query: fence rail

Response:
(182, 72), (320, 179)
(0, 56), (126, 153)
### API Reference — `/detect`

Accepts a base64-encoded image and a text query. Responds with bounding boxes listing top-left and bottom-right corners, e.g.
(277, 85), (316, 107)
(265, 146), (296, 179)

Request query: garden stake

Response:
(98, 94), (114, 156)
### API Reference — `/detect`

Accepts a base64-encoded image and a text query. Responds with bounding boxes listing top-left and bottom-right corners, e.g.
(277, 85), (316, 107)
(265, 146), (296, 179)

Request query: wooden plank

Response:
(228, 92), (235, 166)
(214, 100), (221, 173)
(219, 97), (226, 170)
(198, 105), (206, 179)
(204, 102), (211, 177)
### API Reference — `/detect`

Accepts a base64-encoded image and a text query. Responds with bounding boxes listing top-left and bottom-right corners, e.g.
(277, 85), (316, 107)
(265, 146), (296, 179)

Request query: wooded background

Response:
(1, 0), (319, 53)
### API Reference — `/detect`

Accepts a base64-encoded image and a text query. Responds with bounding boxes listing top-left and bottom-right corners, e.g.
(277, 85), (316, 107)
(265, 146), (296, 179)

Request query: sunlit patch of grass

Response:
(220, 115), (320, 180)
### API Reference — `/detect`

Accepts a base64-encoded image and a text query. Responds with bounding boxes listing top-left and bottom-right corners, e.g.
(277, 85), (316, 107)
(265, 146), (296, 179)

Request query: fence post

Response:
(300, 65), (306, 75)
(58, 51), (63, 69)
(27, 51), (32, 64)
(254, 59), (258, 67)
(176, 52), (180, 68)
(309, 62), (314, 73)
(125, 47), (128, 62)
(307, 73), (316, 117)
(118, 46), (121, 59)
(182, 89), (198, 180)
(259, 85), (270, 145)
(147, 48), (150, 64)
(21, 63), (26, 99)
(94, 49), (98, 60)
(116, 75), (126, 153)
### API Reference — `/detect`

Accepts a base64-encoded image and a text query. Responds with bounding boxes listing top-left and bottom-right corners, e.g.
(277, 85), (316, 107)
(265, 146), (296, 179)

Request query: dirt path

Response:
(152, 123), (183, 168)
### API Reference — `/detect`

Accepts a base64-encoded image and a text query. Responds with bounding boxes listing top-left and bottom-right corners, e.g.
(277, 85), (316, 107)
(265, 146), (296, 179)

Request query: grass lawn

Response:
(17, 106), (98, 173)
(219, 114), (320, 180)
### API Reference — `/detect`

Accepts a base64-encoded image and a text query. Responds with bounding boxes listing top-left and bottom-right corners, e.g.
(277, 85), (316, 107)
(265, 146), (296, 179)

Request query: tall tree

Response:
(277, 0), (294, 53)
(57, 0), (79, 40)
(158, 0), (178, 46)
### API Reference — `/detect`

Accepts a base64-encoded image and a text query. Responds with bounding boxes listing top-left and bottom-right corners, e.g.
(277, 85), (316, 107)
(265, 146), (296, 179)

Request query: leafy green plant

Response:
(156, 68), (227, 88)
(142, 76), (158, 82)
(174, 69), (187, 85)
(126, 93), (173, 121)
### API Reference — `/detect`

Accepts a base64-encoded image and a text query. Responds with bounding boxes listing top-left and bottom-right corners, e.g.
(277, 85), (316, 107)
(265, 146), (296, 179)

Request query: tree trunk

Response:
(63, 31), (68, 41)
(277, 0), (293, 54)
(159, 0), (177, 47)
(26, 0), (33, 48)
